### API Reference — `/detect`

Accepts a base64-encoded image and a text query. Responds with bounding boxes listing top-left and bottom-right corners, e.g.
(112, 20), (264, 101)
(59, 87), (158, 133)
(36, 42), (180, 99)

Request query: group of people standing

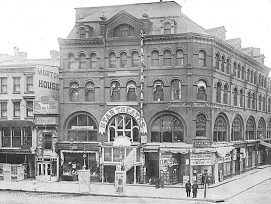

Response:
(185, 180), (198, 198)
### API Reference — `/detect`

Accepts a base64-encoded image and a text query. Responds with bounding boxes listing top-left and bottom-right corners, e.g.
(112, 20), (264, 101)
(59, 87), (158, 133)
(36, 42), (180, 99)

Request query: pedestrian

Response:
(192, 181), (198, 198)
(185, 180), (191, 197)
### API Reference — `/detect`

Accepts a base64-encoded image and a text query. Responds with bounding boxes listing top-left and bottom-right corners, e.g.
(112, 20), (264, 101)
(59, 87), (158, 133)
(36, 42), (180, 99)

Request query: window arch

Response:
(85, 81), (95, 102)
(68, 53), (76, 69)
(150, 114), (184, 142)
(215, 53), (220, 70)
(153, 80), (164, 101)
(164, 22), (171, 34)
(176, 49), (184, 66)
(131, 51), (139, 67)
(258, 118), (266, 138)
(163, 50), (171, 66)
(79, 53), (86, 69)
(109, 52), (116, 68)
(231, 116), (243, 141)
(221, 55), (225, 72)
(223, 84), (228, 104)
(197, 80), (207, 101)
(213, 115), (228, 142)
(69, 82), (79, 102)
(196, 114), (206, 137)
(233, 87), (238, 106)
(216, 82), (222, 103)
(247, 91), (251, 109)
(151, 50), (159, 67)
(90, 53), (97, 69)
(246, 117), (255, 140)
(239, 89), (243, 107)
(171, 79), (181, 100)
(67, 113), (97, 141)
(126, 81), (137, 101)
(113, 24), (134, 37)
(120, 52), (127, 68)
(110, 81), (120, 102)
(198, 50), (206, 67)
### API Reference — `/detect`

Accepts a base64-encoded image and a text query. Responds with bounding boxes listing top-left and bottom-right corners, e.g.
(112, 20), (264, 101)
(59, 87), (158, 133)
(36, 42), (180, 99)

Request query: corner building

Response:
(58, 1), (271, 185)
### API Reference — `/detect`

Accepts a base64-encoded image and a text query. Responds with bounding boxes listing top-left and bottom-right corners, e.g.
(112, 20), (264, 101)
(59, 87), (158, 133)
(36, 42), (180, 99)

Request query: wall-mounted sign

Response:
(71, 126), (94, 130)
(193, 141), (212, 148)
(34, 96), (58, 114)
(191, 153), (212, 166)
(36, 116), (57, 125)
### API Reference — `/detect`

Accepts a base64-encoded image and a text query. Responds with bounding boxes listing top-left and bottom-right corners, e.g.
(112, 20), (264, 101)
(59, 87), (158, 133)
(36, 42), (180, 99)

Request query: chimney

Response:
(50, 50), (60, 60)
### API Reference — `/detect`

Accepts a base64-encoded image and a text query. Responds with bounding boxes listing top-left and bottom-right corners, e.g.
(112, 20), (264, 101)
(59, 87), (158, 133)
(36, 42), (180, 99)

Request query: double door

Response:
(36, 162), (51, 181)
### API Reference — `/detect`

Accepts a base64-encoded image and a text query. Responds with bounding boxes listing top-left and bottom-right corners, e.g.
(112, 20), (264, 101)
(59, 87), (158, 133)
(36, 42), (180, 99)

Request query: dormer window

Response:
(79, 27), (86, 38)
(113, 24), (134, 37)
(164, 22), (171, 34)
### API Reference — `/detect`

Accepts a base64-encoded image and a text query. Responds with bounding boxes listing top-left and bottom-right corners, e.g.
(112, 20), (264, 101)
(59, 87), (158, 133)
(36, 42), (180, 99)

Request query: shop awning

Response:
(260, 141), (271, 149)
(0, 120), (34, 127)
(215, 146), (234, 157)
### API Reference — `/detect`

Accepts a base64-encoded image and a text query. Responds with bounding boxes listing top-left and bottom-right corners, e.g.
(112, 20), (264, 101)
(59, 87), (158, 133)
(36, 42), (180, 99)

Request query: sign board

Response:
(191, 153), (212, 166)
(193, 141), (212, 148)
(71, 126), (94, 130)
(36, 117), (57, 125)
(34, 96), (58, 114)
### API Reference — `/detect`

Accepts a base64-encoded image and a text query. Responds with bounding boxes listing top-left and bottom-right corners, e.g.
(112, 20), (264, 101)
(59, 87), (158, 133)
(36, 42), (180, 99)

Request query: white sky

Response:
(0, 0), (270, 68)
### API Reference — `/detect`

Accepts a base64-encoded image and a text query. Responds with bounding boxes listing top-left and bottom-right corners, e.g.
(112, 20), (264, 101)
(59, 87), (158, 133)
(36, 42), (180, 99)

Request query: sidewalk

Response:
(1, 165), (271, 203)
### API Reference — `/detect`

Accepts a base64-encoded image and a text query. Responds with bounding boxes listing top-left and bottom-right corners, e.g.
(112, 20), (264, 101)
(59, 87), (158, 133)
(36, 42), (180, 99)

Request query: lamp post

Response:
(82, 153), (87, 170)
(203, 169), (208, 199)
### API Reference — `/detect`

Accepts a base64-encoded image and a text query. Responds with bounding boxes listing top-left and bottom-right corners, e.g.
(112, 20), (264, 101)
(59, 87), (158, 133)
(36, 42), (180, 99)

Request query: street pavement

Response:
(1, 165), (271, 203)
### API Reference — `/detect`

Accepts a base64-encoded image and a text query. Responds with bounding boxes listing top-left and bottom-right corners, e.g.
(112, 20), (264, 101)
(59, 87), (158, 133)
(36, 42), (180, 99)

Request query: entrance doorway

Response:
(36, 161), (51, 181)
(145, 152), (159, 182)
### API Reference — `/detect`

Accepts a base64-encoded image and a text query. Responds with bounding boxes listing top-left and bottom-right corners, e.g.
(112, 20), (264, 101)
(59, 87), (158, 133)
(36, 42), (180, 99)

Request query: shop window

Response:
(69, 82), (79, 102)
(176, 49), (184, 66)
(13, 77), (20, 93)
(215, 53), (220, 70)
(110, 81), (120, 102)
(126, 81), (137, 101)
(79, 53), (86, 69)
(213, 115), (227, 142)
(163, 50), (171, 66)
(68, 54), (76, 69)
(233, 88), (238, 106)
(197, 80), (207, 101)
(131, 51), (139, 67)
(120, 52), (127, 68)
(198, 50), (206, 67)
(170, 79), (181, 100)
(247, 92), (251, 109)
(151, 50), (159, 67)
(257, 118), (265, 138)
(231, 116), (243, 141)
(26, 76), (34, 92)
(107, 114), (139, 142)
(150, 114), (184, 143)
(0, 101), (7, 117)
(13, 101), (20, 117)
(196, 114), (206, 137)
(26, 101), (33, 117)
(153, 81), (164, 101)
(109, 52), (116, 68)
(68, 114), (97, 142)
(246, 117), (255, 140)
(90, 53), (97, 69)
(85, 82), (95, 102)
(113, 24), (134, 37)
(223, 84), (228, 104)
(0, 77), (7, 93)
(216, 82), (221, 103)
(164, 22), (171, 34)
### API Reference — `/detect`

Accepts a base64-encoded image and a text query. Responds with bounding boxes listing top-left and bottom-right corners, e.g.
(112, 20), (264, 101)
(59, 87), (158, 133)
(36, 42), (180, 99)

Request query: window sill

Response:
(0, 92), (7, 94)
(12, 92), (21, 94)
(13, 117), (21, 120)
(0, 117), (8, 120)
(24, 91), (35, 94)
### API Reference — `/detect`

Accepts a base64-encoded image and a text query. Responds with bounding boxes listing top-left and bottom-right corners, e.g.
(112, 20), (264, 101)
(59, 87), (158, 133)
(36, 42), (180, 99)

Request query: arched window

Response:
(259, 74), (262, 86)
(68, 54), (76, 69)
(233, 62), (237, 77)
(126, 81), (137, 101)
(131, 51), (139, 67)
(247, 68), (250, 81)
(216, 82), (222, 103)
(241, 66), (245, 79)
(79, 27), (86, 38)
(90, 53), (97, 69)
(237, 64), (241, 78)
(213, 115), (227, 142)
(246, 117), (255, 140)
(79, 53), (86, 69)
(151, 50), (159, 67)
(67, 114), (97, 141)
(251, 70), (254, 83)
(151, 114), (184, 142)
(226, 58), (230, 74)
(258, 95), (262, 111)
(231, 116), (243, 141)
(176, 49), (184, 66)
(239, 89), (243, 107)
(120, 52), (127, 68)
(197, 80), (207, 101)
(258, 118), (266, 138)
(268, 97), (271, 112)
(215, 53), (220, 70)
(164, 22), (171, 34)
(110, 81), (120, 102)
(113, 24), (134, 37)
(221, 55), (225, 72)
(69, 82), (79, 102)
(171, 79), (181, 100)
(267, 119), (271, 139)
(109, 52), (116, 68)
(163, 50), (171, 66)
(233, 87), (238, 106)
(196, 114), (206, 137)
(198, 50), (206, 67)
(247, 91), (251, 109)
(108, 114), (139, 142)
(153, 80), (164, 101)
(254, 72), (257, 85)
(263, 96), (266, 112)
(252, 92), (256, 109)
(223, 84), (228, 104)
(85, 82), (95, 102)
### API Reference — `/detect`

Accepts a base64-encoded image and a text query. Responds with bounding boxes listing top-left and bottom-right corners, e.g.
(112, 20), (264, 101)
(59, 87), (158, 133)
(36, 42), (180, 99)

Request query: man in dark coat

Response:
(192, 181), (198, 198)
(185, 180), (191, 197)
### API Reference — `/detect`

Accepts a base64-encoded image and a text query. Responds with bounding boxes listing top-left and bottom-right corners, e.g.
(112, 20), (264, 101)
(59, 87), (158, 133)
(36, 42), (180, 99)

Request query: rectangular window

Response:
(0, 77), (7, 93)
(24, 127), (32, 146)
(2, 127), (11, 147)
(13, 101), (20, 117)
(13, 77), (20, 93)
(26, 101), (33, 117)
(26, 76), (34, 92)
(44, 134), (52, 149)
(1, 102), (7, 117)
(12, 127), (21, 147)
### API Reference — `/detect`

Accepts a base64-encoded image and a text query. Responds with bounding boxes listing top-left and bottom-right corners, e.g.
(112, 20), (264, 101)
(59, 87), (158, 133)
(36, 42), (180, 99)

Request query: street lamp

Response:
(82, 153), (87, 170)
(203, 169), (208, 199)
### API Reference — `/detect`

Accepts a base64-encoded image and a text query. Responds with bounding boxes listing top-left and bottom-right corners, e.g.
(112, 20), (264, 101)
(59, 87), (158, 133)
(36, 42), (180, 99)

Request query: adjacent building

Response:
(57, 1), (271, 185)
